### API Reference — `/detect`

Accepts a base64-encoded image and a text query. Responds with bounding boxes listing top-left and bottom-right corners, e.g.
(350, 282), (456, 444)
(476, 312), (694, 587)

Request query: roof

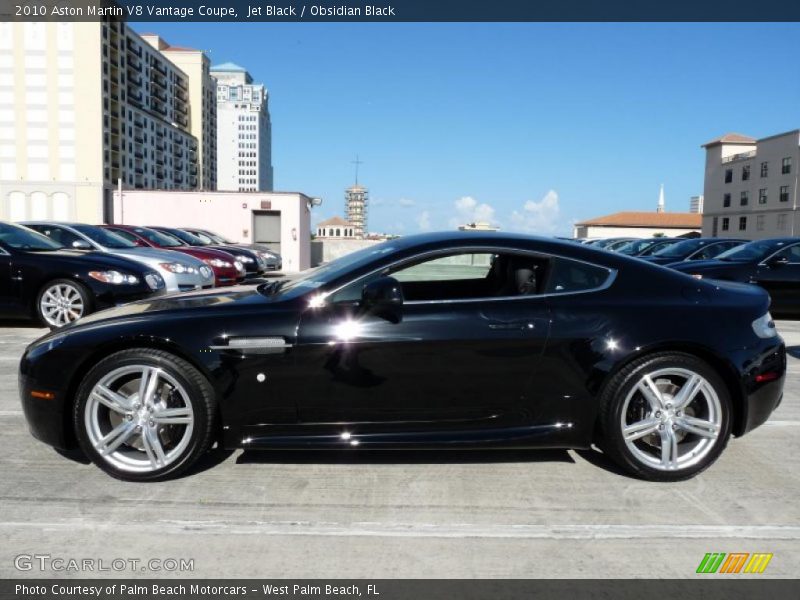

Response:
(162, 45), (200, 52)
(701, 133), (756, 148)
(317, 216), (350, 227)
(210, 62), (248, 73)
(575, 211), (702, 228)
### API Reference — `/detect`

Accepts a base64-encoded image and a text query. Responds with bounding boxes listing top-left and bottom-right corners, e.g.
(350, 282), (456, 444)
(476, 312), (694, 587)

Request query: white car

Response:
(23, 222), (215, 293)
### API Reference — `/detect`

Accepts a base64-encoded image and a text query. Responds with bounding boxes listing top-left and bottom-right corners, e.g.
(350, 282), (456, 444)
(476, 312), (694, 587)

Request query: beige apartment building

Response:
(0, 21), (214, 223)
(702, 130), (800, 239)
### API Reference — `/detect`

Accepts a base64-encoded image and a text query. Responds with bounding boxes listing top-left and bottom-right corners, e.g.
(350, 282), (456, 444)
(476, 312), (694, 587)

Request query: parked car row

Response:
(581, 235), (800, 316)
(0, 221), (282, 328)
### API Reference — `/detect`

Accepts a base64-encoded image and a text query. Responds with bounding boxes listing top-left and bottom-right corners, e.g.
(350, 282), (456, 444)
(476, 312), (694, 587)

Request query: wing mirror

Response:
(767, 255), (789, 267)
(361, 276), (403, 322)
(72, 240), (92, 250)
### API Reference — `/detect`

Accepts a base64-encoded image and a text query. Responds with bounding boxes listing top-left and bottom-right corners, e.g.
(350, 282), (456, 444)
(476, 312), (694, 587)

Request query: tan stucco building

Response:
(701, 130), (799, 239)
(574, 211), (702, 239)
(0, 22), (214, 224)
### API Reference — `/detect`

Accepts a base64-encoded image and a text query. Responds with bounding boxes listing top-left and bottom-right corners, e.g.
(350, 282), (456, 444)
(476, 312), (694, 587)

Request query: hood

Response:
(66, 284), (270, 328)
(29, 249), (154, 272)
(670, 259), (737, 272)
(113, 247), (206, 267)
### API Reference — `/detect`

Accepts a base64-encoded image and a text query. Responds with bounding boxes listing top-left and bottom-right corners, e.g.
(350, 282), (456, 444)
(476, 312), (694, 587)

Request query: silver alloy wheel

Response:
(40, 283), (85, 327)
(620, 367), (722, 471)
(84, 365), (195, 473)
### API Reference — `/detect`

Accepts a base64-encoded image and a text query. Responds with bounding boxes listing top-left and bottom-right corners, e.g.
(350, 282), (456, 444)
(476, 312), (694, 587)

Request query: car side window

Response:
(31, 226), (81, 247)
(542, 257), (611, 294)
(109, 229), (140, 244)
(329, 251), (547, 304)
(773, 244), (800, 264)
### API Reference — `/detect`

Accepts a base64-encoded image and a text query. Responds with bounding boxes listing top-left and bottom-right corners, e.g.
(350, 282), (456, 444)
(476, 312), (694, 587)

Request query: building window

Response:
(758, 188), (767, 204)
(723, 193), (731, 207)
(739, 216), (747, 231)
(756, 215), (765, 231)
(740, 191), (748, 206)
(782, 157), (792, 174)
(777, 213), (788, 231)
(742, 165), (750, 181)
(780, 185), (790, 202)
(761, 162), (768, 177)
(721, 217), (730, 231)
(724, 169), (733, 184)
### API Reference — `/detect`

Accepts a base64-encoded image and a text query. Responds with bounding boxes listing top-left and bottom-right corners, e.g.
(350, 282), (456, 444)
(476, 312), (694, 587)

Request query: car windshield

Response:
(132, 227), (184, 247)
(205, 230), (233, 244)
(651, 239), (703, 258)
(717, 240), (787, 262)
(72, 225), (138, 249)
(616, 239), (657, 255)
(639, 240), (680, 256)
(259, 242), (403, 298)
(0, 223), (64, 251)
(162, 228), (209, 246)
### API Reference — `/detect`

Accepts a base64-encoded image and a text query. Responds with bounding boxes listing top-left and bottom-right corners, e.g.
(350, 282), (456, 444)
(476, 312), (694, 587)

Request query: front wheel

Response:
(74, 349), (216, 481)
(599, 353), (732, 481)
(36, 279), (92, 328)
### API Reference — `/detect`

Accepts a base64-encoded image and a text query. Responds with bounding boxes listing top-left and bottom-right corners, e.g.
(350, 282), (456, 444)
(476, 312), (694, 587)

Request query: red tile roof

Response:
(317, 216), (350, 227)
(701, 133), (756, 147)
(576, 211), (702, 228)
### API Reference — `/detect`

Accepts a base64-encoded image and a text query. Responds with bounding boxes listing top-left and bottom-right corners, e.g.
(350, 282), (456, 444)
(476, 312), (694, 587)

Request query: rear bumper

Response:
(737, 340), (786, 436)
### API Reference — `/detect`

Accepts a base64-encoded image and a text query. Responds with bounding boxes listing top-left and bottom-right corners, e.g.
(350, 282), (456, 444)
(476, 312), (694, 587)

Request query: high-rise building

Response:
(690, 195), (704, 213)
(701, 130), (799, 239)
(345, 184), (368, 238)
(211, 62), (273, 192)
(0, 22), (211, 222)
(142, 34), (217, 191)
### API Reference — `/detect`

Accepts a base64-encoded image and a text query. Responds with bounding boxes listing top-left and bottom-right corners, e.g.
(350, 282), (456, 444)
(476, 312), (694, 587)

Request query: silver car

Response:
(23, 222), (215, 293)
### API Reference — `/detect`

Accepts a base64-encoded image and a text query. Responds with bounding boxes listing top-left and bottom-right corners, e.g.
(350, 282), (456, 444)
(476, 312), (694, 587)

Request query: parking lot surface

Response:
(1, 321), (798, 578)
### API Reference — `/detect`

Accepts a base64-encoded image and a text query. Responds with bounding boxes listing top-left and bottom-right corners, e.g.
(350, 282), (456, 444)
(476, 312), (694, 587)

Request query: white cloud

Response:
(416, 210), (431, 231)
(398, 198), (416, 208)
(450, 196), (496, 228)
(509, 190), (561, 234)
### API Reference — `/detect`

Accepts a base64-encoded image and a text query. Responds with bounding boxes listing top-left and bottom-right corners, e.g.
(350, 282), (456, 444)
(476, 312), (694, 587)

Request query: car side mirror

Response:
(72, 240), (91, 250)
(767, 256), (789, 267)
(361, 276), (403, 322)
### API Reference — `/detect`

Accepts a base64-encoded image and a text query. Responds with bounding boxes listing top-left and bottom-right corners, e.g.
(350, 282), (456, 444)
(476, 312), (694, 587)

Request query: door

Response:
(0, 246), (19, 315)
(293, 250), (551, 434)
(753, 243), (800, 315)
(252, 210), (281, 254)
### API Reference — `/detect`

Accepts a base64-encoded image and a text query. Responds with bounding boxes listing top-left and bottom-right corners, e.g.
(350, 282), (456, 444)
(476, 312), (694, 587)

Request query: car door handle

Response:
(487, 321), (535, 331)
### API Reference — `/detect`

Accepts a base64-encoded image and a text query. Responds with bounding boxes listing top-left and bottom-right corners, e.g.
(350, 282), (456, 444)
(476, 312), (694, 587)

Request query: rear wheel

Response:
(36, 279), (92, 328)
(74, 349), (216, 481)
(599, 353), (732, 481)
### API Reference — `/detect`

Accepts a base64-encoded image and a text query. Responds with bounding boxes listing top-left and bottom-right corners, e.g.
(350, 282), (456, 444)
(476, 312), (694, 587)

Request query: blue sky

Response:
(134, 22), (800, 236)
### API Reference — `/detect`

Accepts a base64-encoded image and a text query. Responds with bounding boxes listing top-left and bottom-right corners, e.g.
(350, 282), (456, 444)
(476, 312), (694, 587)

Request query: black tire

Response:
(35, 278), (93, 329)
(74, 349), (216, 482)
(598, 352), (732, 482)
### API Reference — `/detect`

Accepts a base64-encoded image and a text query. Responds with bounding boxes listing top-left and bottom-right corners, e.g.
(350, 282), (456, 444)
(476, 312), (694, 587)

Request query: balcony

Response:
(152, 61), (167, 76)
(722, 150), (757, 164)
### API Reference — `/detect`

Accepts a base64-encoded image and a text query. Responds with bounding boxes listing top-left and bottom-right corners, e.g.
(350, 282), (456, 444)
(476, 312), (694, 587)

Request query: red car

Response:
(102, 225), (246, 286)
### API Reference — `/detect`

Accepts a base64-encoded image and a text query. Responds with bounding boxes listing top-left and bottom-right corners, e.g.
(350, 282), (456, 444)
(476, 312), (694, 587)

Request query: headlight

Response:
(236, 255), (254, 264)
(234, 261), (244, 272)
(204, 258), (233, 269)
(690, 274), (703, 279)
(88, 270), (139, 285)
(145, 273), (164, 290)
(159, 262), (197, 274)
(752, 313), (777, 338)
(199, 266), (213, 279)
(259, 251), (276, 260)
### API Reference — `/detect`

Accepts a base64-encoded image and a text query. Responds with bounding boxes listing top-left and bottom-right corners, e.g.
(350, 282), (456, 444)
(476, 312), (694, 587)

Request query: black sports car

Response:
(0, 222), (165, 328)
(20, 232), (784, 482)
(640, 238), (745, 266)
(149, 226), (267, 279)
(671, 237), (800, 316)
